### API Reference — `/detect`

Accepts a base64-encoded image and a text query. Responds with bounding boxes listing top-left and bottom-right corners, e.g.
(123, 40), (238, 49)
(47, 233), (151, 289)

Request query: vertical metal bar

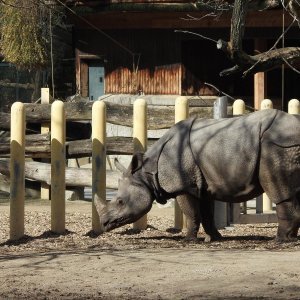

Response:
(214, 96), (228, 229)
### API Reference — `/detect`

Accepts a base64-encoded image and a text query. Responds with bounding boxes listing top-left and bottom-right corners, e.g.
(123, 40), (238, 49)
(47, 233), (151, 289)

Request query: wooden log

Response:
(0, 159), (119, 189)
(68, 136), (157, 157)
(0, 133), (51, 158)
(0, 135), (158, 158)
(0, 112), (11, 130)
(1, 103), (231, 131)
(0, 80), (35, 90)
(0, 174), (40, 198)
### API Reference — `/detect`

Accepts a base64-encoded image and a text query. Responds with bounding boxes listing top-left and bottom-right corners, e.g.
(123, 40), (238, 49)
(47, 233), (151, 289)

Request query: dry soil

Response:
(0, 198), (300, 299)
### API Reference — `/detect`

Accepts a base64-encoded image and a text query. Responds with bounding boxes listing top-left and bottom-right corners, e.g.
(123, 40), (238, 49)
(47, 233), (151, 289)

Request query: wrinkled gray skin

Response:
(99, 109), (300, 242)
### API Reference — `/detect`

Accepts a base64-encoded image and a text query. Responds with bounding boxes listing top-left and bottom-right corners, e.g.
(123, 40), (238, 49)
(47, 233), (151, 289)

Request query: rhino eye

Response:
(117, 198), (124, 206)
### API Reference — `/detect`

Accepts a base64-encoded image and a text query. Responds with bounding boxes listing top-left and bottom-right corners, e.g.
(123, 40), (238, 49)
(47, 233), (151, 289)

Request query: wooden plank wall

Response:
(76, 29), (182, 95)
(105, 63), (181, 94)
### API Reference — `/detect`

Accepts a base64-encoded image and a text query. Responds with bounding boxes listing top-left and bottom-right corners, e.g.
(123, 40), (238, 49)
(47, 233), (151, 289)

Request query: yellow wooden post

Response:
(10, 102), (25, 240)
(41, 88), (52, 200)
(133, 98), (148, 230)
(51, 100), (66, 233)
(261, 99), (273, 212)
(174, 96), (189, 230)
(288, 99), (300, 114)
(261, 99), (273, 110)
(92, 101), (106, 233)
(233, 99), (245, 116)
(232, 99), (246, 217)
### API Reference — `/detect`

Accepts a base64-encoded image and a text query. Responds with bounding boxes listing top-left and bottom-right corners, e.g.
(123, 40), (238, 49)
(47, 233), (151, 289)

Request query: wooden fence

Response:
(4, 92), (300, 240)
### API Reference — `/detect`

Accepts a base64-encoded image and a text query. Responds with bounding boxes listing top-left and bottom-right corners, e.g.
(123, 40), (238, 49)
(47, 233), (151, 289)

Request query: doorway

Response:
(88, 62), (105, 101)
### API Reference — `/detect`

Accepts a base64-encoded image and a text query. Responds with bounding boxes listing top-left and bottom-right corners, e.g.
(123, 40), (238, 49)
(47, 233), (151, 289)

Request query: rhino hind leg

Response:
(199, 198), (222, 242)
(275, 196), (300, 242)
(176, 194), (201, 241)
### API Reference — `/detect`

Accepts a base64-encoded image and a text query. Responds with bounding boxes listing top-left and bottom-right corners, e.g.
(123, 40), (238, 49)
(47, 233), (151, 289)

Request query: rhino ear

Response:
(114, 158), (127, 174)
(131, 152), (144, 174)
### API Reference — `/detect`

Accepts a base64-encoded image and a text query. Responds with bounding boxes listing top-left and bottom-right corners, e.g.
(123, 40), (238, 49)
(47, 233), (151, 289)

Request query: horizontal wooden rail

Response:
(0, 135), (158, 158)
(0, 159), (119, 189)
(0, 102), (233, 130)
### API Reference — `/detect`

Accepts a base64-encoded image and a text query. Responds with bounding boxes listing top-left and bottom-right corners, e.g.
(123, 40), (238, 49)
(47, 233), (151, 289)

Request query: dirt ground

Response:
(1, 198), (300, 299)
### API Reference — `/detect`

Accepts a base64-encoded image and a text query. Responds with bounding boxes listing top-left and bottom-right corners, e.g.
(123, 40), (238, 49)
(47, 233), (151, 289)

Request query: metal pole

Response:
(214, 96), (228, 229)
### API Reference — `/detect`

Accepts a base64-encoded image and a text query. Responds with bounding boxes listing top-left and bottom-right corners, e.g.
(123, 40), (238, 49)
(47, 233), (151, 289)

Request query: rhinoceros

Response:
(98, 109), (300, 242)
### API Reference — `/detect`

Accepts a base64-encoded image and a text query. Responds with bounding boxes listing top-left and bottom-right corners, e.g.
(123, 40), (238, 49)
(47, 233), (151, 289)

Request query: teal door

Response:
(88, 63), (105, 101)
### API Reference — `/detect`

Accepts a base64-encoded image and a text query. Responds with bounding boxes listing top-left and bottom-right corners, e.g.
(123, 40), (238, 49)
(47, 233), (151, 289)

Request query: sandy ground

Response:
(1, 198), (300, 299)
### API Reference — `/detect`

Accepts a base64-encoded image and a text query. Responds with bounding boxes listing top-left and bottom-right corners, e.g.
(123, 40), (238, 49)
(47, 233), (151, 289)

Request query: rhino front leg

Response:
(176, 194), (201, 241)
(275, 196), (300, 242)
(199, 198), (222, 242)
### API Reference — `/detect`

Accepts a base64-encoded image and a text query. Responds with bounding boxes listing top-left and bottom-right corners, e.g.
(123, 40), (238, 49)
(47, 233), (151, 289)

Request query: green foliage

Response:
(0, 1), (64, 71)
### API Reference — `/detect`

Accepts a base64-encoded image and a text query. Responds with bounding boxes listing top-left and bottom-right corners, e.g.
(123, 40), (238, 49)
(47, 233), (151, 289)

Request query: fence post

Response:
(174, 96), (189, 230)
(133, 98), (148, 230)
(214, 96), (228, 229)
(260, 99), (273, 212)
(41, 88), (52, 200)
(233, 99), (245, 116)
(288, 99), (300, 114)
(92, 101), (106, 234)
(10, 102), (25, 240)
(51, 100), (66, 234)
(232, 99), (246, 221)
(260, 99), (273, 110)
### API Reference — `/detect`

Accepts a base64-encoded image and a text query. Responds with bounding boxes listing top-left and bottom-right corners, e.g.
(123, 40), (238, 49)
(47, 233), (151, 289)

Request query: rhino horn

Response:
(93, 194), (107, 232)
(114, 158), (127, 173)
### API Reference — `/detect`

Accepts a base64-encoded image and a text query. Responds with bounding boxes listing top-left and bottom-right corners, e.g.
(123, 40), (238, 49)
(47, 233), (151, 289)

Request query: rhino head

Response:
(99, 153), (154, 232)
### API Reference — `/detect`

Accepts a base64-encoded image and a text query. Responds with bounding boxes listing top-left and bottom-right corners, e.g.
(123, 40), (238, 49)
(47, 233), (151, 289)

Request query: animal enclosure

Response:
(2, 94), (300, 240)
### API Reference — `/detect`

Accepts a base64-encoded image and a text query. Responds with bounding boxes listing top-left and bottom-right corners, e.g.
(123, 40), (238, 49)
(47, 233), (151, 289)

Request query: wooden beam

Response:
(254, 39), (267, 110)
(0, 102), (221, 130)
(0, 134), (157, 158)
(71, 10), (295, 30)
(0, 159), (119, 189)
(236, 213), (277, 224)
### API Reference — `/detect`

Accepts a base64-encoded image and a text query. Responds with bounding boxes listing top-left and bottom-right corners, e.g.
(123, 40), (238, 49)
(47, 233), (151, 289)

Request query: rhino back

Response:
(190, 110), (277, 201)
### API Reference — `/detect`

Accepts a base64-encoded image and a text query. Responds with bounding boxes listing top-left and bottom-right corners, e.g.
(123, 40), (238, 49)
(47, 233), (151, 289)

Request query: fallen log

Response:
(0, 159), (119, 189)
(0, 174), (40, 198)
(0, 133), (51, 158)
(0, 80), (35, 90)
(0, 102), (225, 130)
(0, 135), (158, 158)
(67, 137), (157, 157)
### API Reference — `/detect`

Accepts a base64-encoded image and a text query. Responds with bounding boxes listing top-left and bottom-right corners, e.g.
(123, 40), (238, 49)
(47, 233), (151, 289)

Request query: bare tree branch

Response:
(217, 0), (300, 76)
